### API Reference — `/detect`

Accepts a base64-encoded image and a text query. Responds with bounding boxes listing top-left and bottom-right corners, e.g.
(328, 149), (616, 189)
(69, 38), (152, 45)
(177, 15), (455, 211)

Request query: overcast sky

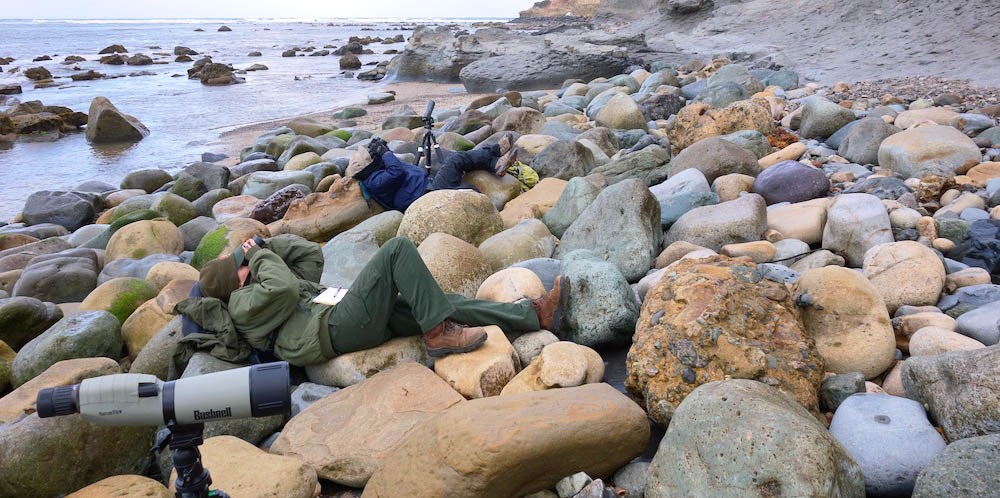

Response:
(3, 0), (537, 20)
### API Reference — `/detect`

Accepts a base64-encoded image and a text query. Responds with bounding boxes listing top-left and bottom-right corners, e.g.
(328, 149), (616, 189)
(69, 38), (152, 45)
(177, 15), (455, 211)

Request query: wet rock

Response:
(901, 345), (1000, 441)
(822, 193), (893, 267)
(0, 297), (63, 350)
(830, 394), (946, 498)
(21, 191), (100, 232)
(555, 179), (660, 282)
(10, 311), (122, 387)
(753, 160), (831, 205)
(85, 96), (149, 143)
(559, 250), (640, 347)
(627, 256), (823, 426)
(361, 383), (649, 498)
(12, 249), (99, 304)
(664, 193), (767, 251)
(793, 266), (896, 379)
(272, 363), (463, 487)
(645, 379), (864, 498)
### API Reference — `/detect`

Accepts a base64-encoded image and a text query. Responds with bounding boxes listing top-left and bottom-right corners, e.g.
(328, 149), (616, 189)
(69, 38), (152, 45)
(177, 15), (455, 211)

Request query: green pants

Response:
(327, 237), (541, 354)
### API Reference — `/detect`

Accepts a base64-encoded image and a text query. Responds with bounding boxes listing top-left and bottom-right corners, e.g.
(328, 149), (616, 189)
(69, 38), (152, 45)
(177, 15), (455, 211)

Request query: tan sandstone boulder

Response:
(478, 218), (557, 272)
(65, 475), (169, 498)
(433, 326), (520, 399)
(170, 436), (318, 498)
(862, 241), (946, 314)
(268, 177), (383, 242)
(501, 341), (604, 395)
(304, 336), (431, 388)
(361, 383), (650, 498)
(271, 363), (464, 487)
(792, 266), (896, 379)
(668, 99), (775, 150)
(476, 267), (546, 303)
(78, 277), (159, 324)
(417, 233), (492, 298)
(499, 178), (568, 228)
(397, 189), (503, 246)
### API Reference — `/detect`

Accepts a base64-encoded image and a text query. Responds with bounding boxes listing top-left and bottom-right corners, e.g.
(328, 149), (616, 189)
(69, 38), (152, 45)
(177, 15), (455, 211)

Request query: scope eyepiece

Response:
(37, 385), (79, 418)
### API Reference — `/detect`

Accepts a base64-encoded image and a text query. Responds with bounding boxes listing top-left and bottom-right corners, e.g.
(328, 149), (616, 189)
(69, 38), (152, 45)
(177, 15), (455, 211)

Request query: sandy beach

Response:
(212, 81), (514, 166)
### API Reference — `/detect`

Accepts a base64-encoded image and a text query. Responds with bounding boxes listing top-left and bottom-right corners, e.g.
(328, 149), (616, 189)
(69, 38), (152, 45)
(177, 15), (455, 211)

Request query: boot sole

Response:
(549, 276), (569, 334)
(426, 332), (489, 358)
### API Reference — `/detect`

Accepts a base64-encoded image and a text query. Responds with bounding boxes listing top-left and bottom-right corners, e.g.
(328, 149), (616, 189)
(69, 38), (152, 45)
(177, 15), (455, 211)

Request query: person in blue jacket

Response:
(347, 132), (517, 212)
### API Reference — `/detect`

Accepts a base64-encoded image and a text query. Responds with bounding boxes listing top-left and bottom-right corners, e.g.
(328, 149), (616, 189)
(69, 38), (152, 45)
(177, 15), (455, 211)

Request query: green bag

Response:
(507, 160), (539, 192)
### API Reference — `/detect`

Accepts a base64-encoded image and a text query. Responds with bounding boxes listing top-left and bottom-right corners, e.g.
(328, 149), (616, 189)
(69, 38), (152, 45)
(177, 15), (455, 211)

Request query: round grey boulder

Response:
(10, 311), (123, 387)
(830, 393), (946, 497)
(668, 136), (758, 184)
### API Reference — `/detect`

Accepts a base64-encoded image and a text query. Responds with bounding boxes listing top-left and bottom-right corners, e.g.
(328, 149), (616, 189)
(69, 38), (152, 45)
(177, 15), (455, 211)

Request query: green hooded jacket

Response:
(225, 235), (336, 366)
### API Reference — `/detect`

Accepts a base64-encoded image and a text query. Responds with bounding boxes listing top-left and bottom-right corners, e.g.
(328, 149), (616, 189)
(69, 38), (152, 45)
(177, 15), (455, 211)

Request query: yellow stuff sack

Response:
(507, 160), (539, 192)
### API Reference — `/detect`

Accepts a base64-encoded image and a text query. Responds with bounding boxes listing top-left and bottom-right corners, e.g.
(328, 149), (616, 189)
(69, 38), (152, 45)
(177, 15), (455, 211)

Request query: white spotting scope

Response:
(36, 362), (290, 425)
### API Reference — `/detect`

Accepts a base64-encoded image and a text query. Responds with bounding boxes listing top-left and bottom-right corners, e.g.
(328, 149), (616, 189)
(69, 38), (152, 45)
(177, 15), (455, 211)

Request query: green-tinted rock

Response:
(10, 311), (123, 386)
(719, 130), (773, 159)
(937, 217), (972, 245)
(276, 136), (329, 169)
(148, 192), (197, 226)
(558, 249), (640, 347)
(190, 225), (230, 269)
(333, 107), (367, 119)
(169, 172), (208, 201)
(0, 297), (64, 350)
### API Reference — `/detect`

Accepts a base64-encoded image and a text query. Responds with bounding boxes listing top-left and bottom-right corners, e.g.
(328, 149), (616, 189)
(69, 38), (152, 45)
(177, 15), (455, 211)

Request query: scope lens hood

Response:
(248, 362), (291, 417)
(37, 385), (79, 418)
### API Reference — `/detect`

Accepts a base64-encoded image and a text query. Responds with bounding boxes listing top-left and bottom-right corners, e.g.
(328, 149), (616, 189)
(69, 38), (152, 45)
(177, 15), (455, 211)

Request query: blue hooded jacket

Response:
(361, 151), (429, 212)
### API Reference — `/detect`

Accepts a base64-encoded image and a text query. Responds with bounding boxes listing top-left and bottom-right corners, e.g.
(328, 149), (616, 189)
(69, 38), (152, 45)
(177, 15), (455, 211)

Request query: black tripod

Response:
(169, 423), (230, 498)
(418, 100), (444, 170)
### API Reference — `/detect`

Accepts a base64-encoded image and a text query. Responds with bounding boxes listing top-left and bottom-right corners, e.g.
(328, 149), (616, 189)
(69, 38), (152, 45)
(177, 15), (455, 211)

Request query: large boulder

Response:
(559, 250), (640, 347)
(21, 191), (100, 231)
(271, 363), (464, 487)
(460, 51), (630, 93)
(822, 193), (893, 267)
(591, 144), (672, 186)
(0, 411), (153, 497)
(530, 140), (597, 180)
(417, 233), (492, 298)
(169, 436), (317, 497)
(78, 277), (158, 324)
(627, 256), (823, 426)
(664, 193), (767, 251)
(555, 179), (661, 282)
(838, 117), (900, 166)
(10, 311), (122, 386)
(320, 211), (403, 288)
(829, 394), (946, 498)
(476, 267), (546, 303)
(268, 178), (383, 242)
(361, 383), (649, 498)
(542, 175), (606, 238)
(668, 99), (775, 151)
(752, 160), (831, 205)
(901, 345), (1000, 441)
(0, 296), (63, 350)
(491, 107), (546, 135)
(11, 250), (99, 304)
(104, 219), (184, 262)
(85, 96), (149, 143)
(792, 266), (896, 379)
(304, 336), (431, 388)
(862, 241), (946, 314)
(668, 137), (759, 184)
(650, 168), (717, 228)
(912, 433), (1000, 498)
(645, 380), (865, 498)
(65, 475), (169, 498)
(798, 96), (857, 139)
(594, 93), (648, 130)
(0, 357), (120, 425)
(878, 125), (982, 179)
(398, 189), (503, 246)
(478, 219), (557, 272)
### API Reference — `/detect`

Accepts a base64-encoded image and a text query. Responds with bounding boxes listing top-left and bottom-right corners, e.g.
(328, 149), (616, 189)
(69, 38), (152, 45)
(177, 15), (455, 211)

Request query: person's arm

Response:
(263, 235), (324, 283)
(227, 247), (299, 337)
(363, 151), (410, 191)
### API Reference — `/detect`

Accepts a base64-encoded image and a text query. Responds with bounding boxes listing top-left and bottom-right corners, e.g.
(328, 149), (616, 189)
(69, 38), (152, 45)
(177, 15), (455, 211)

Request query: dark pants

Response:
(326, 237), (540, 354)
(429, 145), (501, 190)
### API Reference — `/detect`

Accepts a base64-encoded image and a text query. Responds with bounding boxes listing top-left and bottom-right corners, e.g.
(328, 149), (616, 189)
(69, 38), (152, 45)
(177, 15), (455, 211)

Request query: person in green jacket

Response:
(197, 235), (566, 367)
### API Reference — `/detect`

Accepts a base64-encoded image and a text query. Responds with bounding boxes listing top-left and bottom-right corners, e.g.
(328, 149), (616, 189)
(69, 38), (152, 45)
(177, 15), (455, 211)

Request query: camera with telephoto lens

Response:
(36, 363), (291, 498)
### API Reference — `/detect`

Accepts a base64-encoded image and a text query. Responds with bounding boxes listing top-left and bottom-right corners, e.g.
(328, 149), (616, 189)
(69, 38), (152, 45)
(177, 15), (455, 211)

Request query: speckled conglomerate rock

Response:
(625, 256), (823, 426)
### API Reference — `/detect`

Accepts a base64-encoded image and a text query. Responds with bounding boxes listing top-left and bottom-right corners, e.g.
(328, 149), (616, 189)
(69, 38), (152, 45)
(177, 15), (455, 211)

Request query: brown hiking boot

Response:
(494, 132), (518, 176)
(424, 319), (488, 358)
(532, 275), (569, 332)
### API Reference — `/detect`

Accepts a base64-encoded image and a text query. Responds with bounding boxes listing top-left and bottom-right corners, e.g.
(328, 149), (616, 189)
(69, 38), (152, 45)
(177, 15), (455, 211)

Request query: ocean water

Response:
(0, 18), (500, 221)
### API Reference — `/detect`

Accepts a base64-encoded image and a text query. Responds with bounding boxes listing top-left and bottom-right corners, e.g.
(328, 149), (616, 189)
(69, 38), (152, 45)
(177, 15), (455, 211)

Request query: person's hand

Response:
(241, 238), (258, 252)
